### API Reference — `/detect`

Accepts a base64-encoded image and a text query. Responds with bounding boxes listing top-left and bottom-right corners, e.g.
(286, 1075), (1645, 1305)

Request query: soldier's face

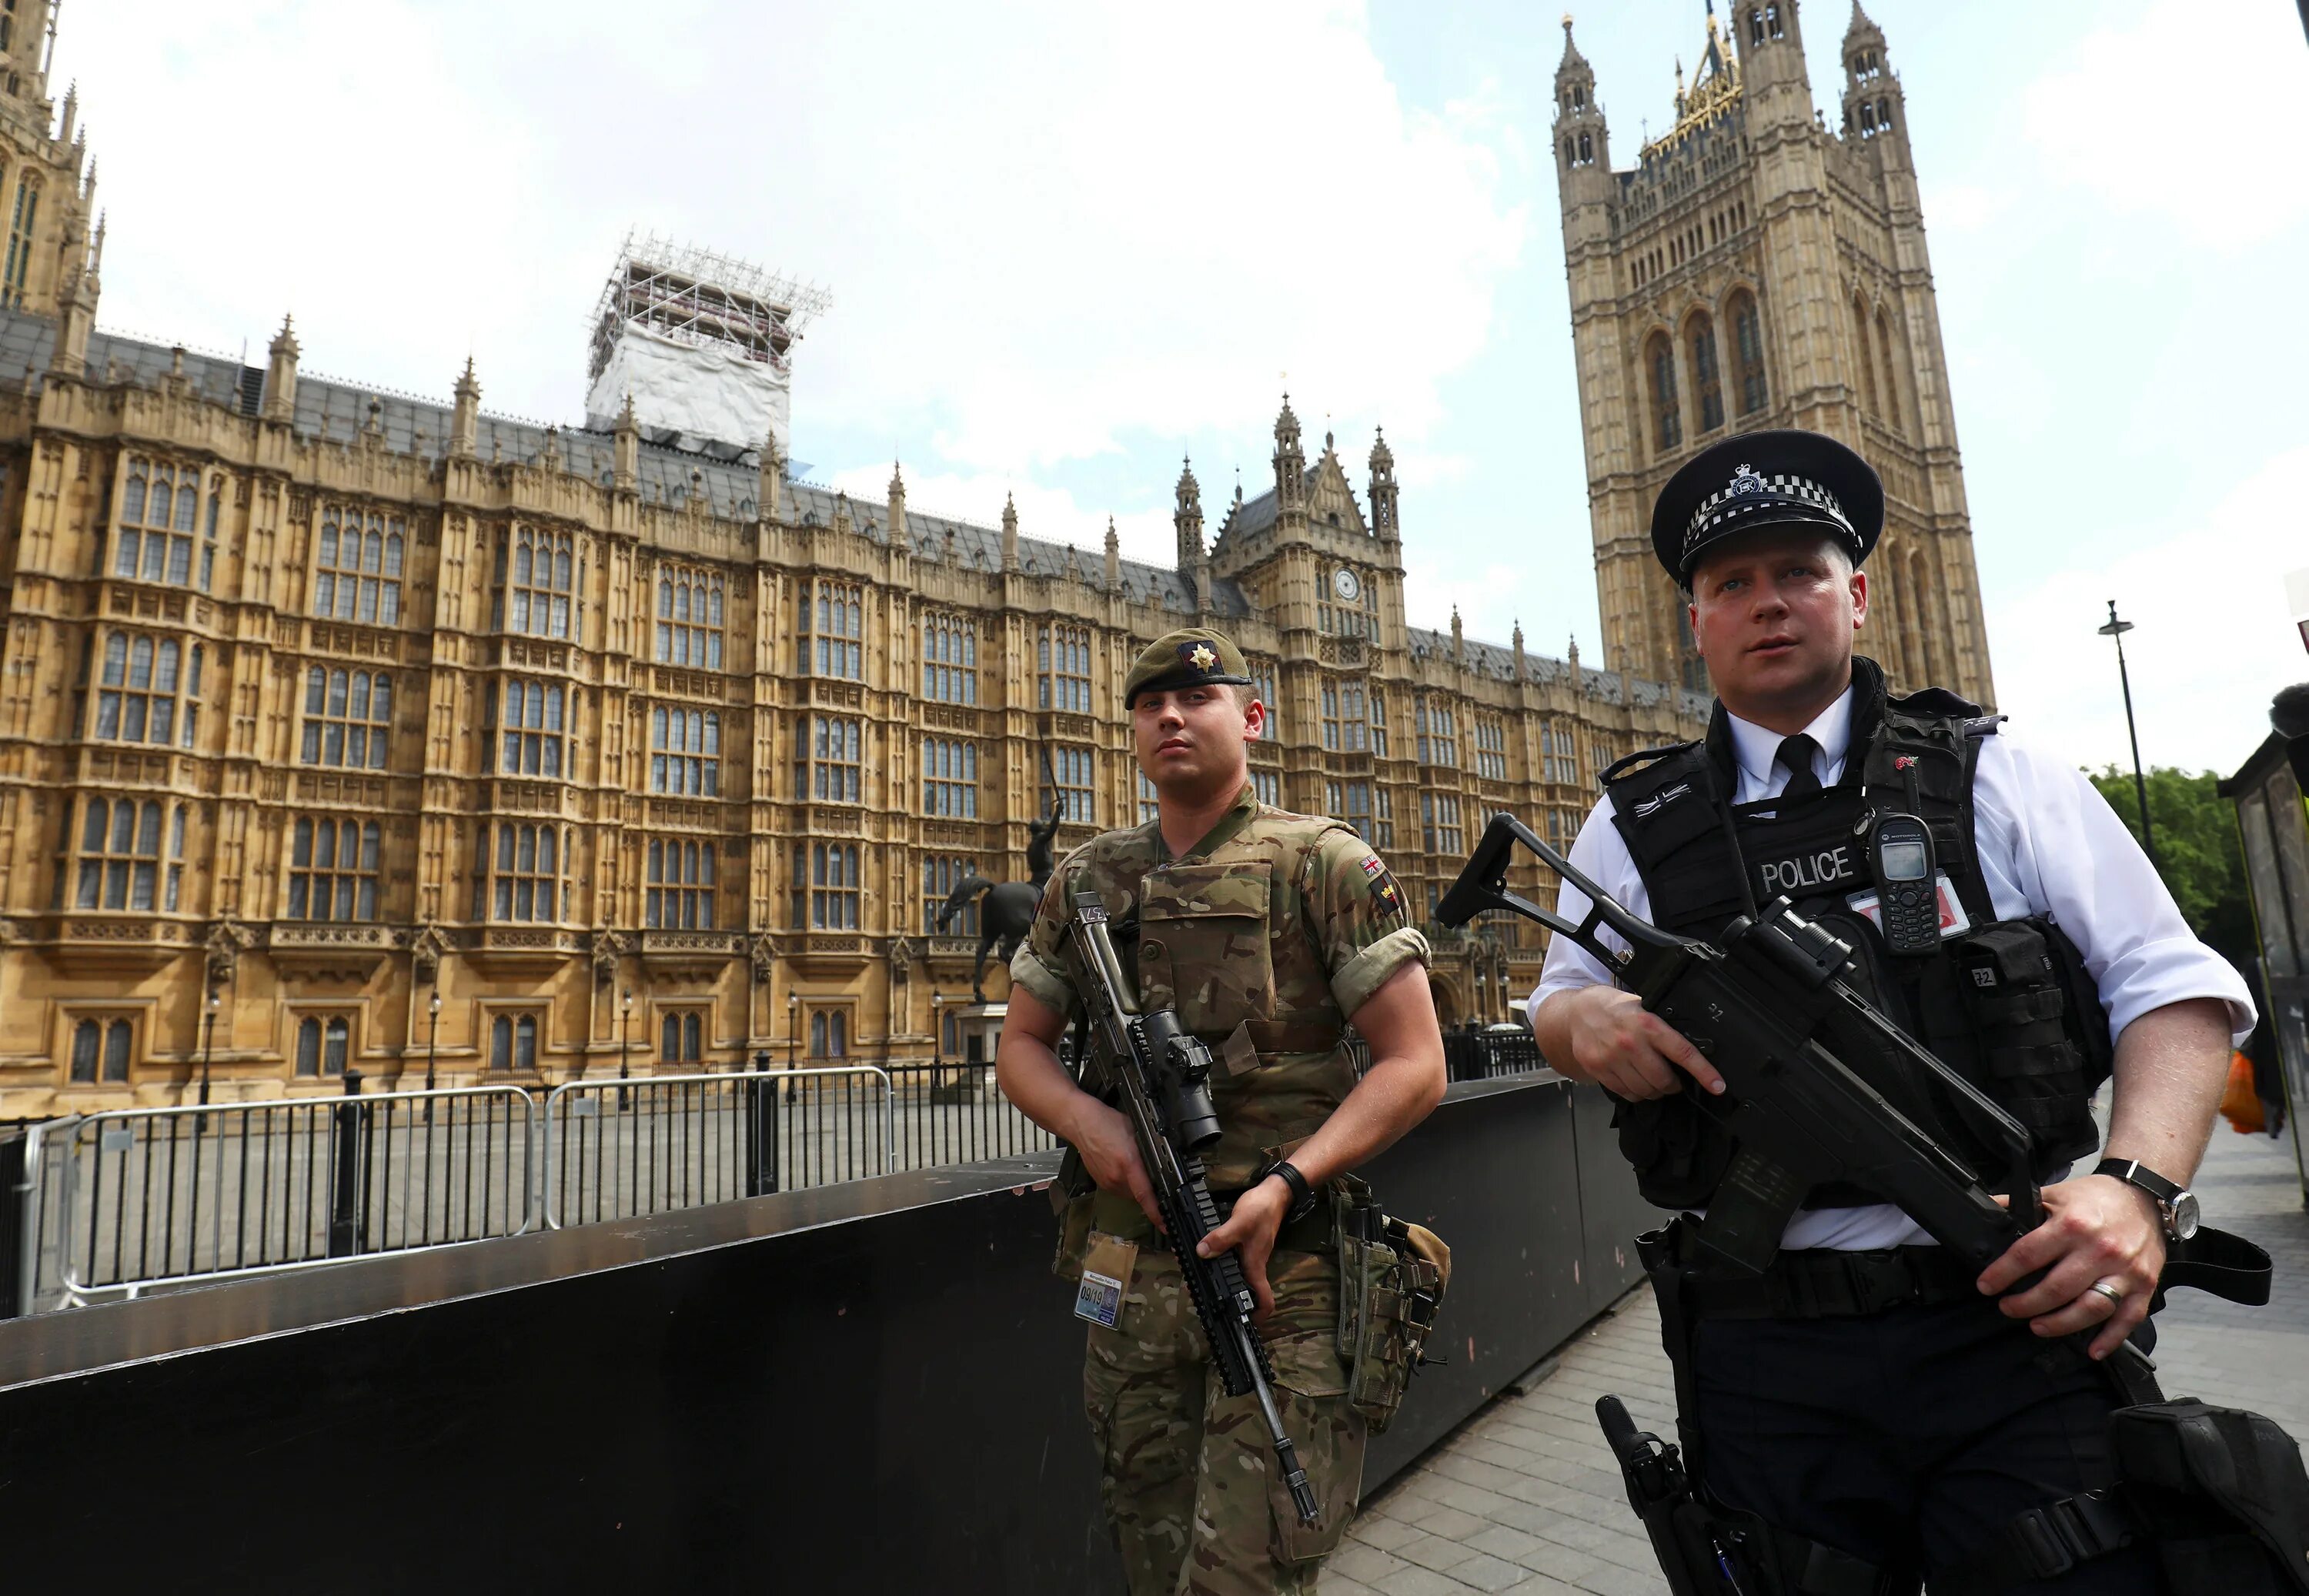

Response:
(1132, 685), (1262, 797)
(1688, 529), (1868, 721)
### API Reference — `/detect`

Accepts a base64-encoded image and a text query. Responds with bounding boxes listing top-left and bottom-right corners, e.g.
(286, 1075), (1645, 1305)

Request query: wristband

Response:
(1260, 1157), (1318, 1224)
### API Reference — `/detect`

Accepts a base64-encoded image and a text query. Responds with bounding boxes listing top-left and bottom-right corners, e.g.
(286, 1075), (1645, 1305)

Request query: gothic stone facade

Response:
(1555, 1), (1996, 704)
(0, 0), (1709, 1117)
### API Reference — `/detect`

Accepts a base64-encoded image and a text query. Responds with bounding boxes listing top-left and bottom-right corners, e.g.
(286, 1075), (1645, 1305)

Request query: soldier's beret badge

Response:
(1187, 643), (1217, 672)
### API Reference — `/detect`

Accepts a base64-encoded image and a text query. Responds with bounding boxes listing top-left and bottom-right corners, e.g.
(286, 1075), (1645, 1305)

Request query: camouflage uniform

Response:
(1009, 629), (1431, 1596)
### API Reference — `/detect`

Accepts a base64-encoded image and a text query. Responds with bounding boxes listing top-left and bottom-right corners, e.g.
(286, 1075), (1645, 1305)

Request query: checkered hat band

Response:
(1683, 472), (1852, 557)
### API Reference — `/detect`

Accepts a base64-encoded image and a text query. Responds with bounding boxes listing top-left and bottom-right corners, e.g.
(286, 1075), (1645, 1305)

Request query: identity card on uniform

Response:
(1074, 1231), (1138, 1329)
(1844, 871), (1971, 940)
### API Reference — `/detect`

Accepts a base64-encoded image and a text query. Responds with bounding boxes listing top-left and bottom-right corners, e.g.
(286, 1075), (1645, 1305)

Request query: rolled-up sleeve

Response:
(1977, 736), (2255, 1045)
(1305, 830), (1431, 1020)
(1005, 865), (1084, 1020)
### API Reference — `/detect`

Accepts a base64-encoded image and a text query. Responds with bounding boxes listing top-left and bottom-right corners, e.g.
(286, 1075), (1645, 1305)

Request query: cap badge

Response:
(1729, 464), (1763, 496)
(1188, 643), (1217, 671)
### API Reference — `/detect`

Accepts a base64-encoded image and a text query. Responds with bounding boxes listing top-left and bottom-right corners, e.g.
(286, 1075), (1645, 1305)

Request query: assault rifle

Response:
(1438, 810), (2042, 1277)
(1064, 890), (1322, 1527)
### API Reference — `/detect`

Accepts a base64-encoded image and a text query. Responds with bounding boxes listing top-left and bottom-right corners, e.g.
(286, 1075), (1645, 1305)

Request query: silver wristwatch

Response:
(2093, 1157), (2201, 1242)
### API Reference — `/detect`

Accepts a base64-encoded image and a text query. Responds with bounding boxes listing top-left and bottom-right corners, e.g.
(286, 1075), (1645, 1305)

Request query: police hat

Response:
(1650, 429), (1883, 588)
(1124, 627), (1254, 709)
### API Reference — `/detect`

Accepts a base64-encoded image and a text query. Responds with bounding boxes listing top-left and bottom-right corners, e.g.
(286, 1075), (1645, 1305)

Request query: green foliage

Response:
(2085, 766), (2254, 969)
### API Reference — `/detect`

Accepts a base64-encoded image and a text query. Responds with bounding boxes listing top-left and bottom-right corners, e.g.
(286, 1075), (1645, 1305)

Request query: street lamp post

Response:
(423, 990), (442, 1124)
(2097, 599), (2158, 869)
(199, 989), (219, 1107)
(619, 988), (633, 1110)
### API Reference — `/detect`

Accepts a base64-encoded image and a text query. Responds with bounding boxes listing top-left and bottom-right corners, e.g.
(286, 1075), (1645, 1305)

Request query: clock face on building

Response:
(1332, 567), (1361, 602)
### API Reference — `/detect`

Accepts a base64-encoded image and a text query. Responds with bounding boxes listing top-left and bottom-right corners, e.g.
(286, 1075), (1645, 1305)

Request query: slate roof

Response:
(4, 309), (1697, 703)
(0, 308), (1250, 621)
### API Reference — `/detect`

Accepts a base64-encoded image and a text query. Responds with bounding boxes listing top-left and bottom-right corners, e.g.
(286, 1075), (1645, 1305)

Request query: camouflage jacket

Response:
(1009, 782), (1431, 1190)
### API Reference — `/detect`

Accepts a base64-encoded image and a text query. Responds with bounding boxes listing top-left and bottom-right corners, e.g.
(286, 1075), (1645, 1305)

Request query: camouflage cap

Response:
(1123, 627), (1255, 709)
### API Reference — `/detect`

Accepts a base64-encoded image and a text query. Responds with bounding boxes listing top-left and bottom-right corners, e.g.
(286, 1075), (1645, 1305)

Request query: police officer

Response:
(1529, 429), (2254, 1591)
(997, 626), (1447, 1596)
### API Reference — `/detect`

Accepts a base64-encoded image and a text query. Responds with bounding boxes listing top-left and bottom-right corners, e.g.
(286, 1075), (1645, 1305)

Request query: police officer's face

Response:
(1687, 529), (1869, 720)
(1132, 686), (1264, 797)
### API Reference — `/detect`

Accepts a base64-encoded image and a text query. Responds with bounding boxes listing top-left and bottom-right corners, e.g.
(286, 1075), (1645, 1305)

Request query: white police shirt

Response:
(1529, 683), (2257, 1251)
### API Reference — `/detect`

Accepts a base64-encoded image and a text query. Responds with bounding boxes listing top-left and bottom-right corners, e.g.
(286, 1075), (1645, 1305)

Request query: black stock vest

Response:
(1600, 657), (2114, 1213)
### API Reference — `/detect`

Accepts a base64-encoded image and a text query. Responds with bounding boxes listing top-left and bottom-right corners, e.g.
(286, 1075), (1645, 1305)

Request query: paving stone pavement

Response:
(1325, 1120), (2309, 1595)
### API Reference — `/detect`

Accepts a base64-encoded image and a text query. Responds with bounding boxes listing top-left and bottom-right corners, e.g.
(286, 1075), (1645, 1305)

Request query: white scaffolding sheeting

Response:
(585, 229), (832, 459)
(584, 324), (791, 462)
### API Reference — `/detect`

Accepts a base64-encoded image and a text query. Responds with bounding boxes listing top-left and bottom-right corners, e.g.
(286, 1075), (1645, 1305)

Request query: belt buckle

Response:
(2009, 1510), (2077, 1581)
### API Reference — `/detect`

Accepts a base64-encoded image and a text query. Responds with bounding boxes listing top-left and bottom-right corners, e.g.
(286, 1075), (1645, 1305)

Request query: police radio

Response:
(1869, 813), (1939, 956)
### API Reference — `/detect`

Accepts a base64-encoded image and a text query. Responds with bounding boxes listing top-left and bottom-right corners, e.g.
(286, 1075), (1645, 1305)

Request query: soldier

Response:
(997, 626), (1448, 1596)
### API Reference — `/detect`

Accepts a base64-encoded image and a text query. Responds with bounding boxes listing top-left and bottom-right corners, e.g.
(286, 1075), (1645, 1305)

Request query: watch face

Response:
(1332, 567), (1360, 601)
(2170, 1190), (2200, 1241)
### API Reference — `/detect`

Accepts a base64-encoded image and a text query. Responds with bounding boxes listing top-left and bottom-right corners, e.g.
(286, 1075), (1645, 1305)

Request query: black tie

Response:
(1775, 733), (1823, 802)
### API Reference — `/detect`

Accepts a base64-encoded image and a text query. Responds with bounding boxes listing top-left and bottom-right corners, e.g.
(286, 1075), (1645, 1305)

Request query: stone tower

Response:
(1553, 2), (1995, 706)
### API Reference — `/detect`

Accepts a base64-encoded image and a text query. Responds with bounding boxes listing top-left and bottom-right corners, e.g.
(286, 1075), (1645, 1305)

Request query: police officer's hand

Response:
(1977, 1175), (2167, 1359)
(1549, 985), (1727, 1100)
(1198, 1177), (1288, 1324)
(1067, 1097), (1165, 1234)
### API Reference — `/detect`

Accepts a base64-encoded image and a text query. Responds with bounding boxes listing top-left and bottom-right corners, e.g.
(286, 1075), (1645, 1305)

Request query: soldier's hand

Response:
(1556, 985), (1726, 1100)
(1198, 1177), (1288, 1323)
(1068, 1098), (1165, 1234)
(1977, 1175), (2166, 1359)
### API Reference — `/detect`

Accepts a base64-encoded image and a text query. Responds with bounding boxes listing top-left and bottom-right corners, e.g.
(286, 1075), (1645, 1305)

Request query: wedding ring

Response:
(2087, 1279), (2127, 1306)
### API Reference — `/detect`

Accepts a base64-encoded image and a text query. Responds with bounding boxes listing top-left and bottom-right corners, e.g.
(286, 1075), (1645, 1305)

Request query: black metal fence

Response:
(885, 1060), (1058, 1168)
(54, 1074), (538, 1304)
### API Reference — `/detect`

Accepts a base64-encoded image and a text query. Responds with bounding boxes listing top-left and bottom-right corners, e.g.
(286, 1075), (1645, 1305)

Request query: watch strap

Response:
(2093, 1157), (2190, 1237)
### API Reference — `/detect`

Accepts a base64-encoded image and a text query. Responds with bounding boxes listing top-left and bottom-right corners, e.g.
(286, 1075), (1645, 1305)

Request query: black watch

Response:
(2093, 1157), (2201, 1241)
(1260, 1158), (1318, 1224)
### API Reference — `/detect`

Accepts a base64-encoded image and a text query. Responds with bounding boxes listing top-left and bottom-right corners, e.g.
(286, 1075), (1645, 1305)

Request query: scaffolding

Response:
(583, 230), (832, 459)
(586, 231), (833, 389)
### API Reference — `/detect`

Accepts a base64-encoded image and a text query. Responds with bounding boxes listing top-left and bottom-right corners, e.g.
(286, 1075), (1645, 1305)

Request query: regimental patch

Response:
(1367, 866), (1405, 923)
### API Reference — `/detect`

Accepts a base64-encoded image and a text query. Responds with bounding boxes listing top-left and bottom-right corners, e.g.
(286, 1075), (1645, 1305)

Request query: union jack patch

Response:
(1361, 856), (1386, 879)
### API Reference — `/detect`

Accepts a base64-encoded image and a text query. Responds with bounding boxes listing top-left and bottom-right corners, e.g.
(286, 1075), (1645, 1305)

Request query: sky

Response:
(55, 0), (2308, 776)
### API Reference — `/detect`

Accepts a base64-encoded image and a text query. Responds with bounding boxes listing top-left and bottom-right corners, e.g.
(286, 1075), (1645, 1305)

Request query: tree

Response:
(2085, 766), (2255, 972)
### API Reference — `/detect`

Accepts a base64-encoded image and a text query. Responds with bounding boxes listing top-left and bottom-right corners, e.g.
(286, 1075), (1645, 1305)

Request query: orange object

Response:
(2220, 1050), (2265, 1135)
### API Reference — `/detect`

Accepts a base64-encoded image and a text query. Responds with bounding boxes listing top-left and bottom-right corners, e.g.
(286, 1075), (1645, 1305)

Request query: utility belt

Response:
(1615, 1219), (2309, 1596)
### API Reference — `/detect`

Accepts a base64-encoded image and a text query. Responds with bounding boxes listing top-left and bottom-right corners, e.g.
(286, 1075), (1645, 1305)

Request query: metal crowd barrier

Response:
(541, 1066), (893, 1230)
(57, 1082), (538, 1306)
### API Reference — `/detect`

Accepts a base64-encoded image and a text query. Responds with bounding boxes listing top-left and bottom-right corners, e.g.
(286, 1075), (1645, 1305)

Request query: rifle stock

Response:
(1439, 811), (2040, 1278)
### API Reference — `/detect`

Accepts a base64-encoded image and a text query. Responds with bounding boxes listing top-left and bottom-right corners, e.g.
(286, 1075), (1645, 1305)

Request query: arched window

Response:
(1687, 313), (1725, 435)
(1577, 132), (1592, 165)
(297, 1017), (321, 1077)
(515, 1014), (538, 1071)
(650, 706), (719, 796)
(810, 1011), (827, 1058)
(2, 173), (38, 306)
(503, 525), (575, 639)
(70, 1019), (100, 1083)
(312, 506), (406, 625)
(1562, 136), (1575, 167)
(1748, 7), (1766, 46)
(1876, 97), (1893, 132)
(102, 1020), (132, 1083)
(75, 796), (169, 911)
(324, 1017), (349, 1076)
(661, 1013), (682, 1063)
(491, 1014), (512, 1073)
(655, 565), (725, 669)
(1728, 290), (1768, 415)
(1875, 310), (1903, 432)
(921, 614), (978, 704)
(1852, 295), (1880, 418)
(1646, 332), (1682, 452)
(646, 836), (715, 930)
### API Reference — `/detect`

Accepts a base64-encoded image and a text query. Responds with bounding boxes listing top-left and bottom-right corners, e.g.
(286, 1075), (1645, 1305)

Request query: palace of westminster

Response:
(0, 0), (1993, 1111)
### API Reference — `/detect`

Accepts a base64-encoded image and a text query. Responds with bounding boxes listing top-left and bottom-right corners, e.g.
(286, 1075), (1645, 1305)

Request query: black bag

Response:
(2110, 1401), (2309, 1594)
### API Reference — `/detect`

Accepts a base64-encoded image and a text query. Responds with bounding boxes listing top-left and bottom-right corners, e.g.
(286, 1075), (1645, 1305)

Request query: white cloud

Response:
(58, 0), (1525, 481)
(2021, 0), (2307, 246)
(1986, 443), (2309, 776)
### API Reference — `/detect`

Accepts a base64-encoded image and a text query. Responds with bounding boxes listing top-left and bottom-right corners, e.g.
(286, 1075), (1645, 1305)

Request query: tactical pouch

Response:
(1334, 1181), (1452, 1435)
(1612, 1093), (1736, 1211)
(1946, 920), (2101, 1161)
(2110, 1400), (2309, 1594)
(1048, 1144), (1097, 1282)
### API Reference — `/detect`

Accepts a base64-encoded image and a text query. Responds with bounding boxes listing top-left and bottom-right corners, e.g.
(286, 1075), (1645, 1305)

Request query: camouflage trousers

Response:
(1082, 1244), (1368, 1596)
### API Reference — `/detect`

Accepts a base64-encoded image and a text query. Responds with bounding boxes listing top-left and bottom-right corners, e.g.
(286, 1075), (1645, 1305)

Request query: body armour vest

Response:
(1599, 656), (2114, 1214)
(1057, 805), (1358, 1192)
